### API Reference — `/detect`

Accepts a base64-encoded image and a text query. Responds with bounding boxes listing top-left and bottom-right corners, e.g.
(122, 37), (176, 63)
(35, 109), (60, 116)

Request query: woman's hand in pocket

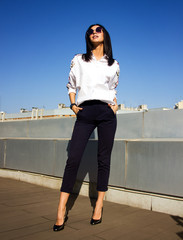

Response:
(72, 105), (83, 115)
(108, 103), (118, 114)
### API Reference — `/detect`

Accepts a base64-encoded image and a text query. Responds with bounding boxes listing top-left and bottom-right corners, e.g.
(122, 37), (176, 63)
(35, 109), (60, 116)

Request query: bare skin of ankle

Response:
(56, 207), (65, 225)
(92, 191), (105, 220)
(55, 191), (105, 224)
(55, 192), (70, 225)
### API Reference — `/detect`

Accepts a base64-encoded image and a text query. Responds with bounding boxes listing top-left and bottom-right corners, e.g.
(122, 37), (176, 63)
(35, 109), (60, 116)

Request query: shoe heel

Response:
(90, 207), (103, 225)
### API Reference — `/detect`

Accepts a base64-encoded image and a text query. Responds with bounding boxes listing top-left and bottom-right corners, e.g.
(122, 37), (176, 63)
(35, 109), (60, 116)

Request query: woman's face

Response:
(89, 25), (104, 45)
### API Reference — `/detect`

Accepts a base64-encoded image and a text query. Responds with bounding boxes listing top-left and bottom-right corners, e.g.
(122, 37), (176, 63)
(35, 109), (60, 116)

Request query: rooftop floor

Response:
(0, 177), (183, 240)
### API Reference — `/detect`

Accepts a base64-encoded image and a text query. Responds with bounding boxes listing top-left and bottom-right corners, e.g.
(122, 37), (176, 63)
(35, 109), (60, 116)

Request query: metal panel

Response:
(2, 138), (183, 198)
(126, 140), (183, 197)
(0, 121), (29, 138)
(144, 109), (183, 138)
(5, 139), (56, 175)
(3, 138), (126, 187)
(0, 112), (144, 140)
(53, 140), (70, 177)
(28, 118), (75, 138)
(0, 140), (5, 168)
(109, 140), (126, 187)
(115, 113), (143, 139)
(0, 118), (75, 139)
(1, 109), (183, 139)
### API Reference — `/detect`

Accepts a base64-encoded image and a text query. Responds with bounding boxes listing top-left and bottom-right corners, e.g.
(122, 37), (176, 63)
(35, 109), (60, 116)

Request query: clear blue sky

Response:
(0, 0), (183, 113)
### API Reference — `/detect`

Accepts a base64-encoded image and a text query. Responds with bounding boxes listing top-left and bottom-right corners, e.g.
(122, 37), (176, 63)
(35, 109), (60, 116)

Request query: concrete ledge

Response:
(0, 168), (62, 190)
(1, 168), (182, 217)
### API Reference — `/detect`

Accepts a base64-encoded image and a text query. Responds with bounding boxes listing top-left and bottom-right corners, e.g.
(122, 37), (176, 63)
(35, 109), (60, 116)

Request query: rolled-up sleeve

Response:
(66, 57), (77, 94)
(108, 62), (120, 97)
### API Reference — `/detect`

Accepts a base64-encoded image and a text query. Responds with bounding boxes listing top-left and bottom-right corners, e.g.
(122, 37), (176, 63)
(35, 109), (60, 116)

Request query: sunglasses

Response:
(87, 26), (103, 36)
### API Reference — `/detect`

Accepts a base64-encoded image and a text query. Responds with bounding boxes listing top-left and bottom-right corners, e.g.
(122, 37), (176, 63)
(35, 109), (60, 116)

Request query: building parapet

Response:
(1, 100), (183, 122)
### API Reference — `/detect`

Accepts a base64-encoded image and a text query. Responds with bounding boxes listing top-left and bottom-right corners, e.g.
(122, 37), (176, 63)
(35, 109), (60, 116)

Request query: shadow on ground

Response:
(171, 215), (183, 239)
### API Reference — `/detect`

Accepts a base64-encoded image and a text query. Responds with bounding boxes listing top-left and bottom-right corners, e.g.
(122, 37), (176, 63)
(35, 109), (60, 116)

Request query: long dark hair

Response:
(82, 24), (115, 66)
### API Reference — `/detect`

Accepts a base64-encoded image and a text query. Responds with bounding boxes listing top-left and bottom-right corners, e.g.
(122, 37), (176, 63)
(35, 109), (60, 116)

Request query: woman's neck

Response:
(92, 43), (104, 60)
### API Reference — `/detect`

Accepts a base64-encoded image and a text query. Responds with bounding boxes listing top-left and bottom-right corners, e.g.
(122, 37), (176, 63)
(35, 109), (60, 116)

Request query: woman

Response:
(53, 24), (120, 231)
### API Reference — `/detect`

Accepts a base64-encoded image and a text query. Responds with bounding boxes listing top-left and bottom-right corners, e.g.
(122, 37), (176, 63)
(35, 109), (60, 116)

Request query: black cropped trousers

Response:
(60, 100), (117, 193)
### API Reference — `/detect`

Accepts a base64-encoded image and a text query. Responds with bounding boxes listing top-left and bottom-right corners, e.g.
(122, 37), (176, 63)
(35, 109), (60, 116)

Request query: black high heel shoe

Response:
(53, 223), (64, 231)
(53, 215), (68, 231)
(90, 208), (103, 225)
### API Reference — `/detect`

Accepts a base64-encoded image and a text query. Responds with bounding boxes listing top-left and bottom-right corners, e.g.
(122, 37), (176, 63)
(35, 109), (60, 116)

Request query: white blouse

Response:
(66, 53), (120, 106)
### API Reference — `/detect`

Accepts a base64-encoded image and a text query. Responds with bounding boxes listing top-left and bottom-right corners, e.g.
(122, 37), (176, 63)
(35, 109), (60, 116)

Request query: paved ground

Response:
(0, 177), (183, 240)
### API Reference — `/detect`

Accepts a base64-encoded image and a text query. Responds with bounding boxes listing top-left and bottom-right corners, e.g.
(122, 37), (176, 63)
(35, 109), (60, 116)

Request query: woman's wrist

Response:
(70, 103), (77, 110)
